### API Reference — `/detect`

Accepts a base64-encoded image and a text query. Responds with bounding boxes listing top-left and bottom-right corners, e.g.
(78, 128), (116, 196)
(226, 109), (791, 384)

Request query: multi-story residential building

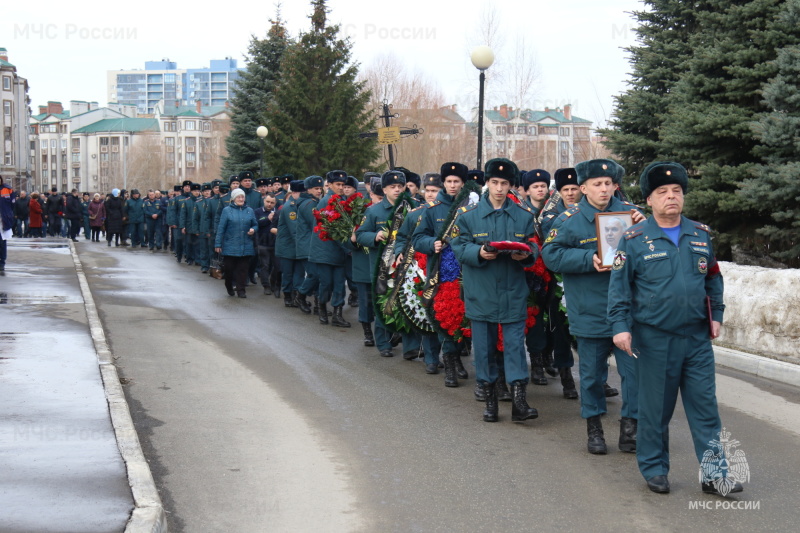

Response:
(107, 58), (241, 114)
(1, 47), (32, 191)
(477, 104), (594, 172)
(29, 99), (230, 193)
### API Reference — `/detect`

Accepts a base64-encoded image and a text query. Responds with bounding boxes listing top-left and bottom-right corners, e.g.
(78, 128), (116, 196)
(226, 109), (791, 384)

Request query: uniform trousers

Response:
(313, 263), (345, 307)
(298, 260), (319, 298)
(172, 227), (184, 260)
(128, 222), (144, 246)
(472, 319), (529, 385)
(183, 233), (196, 262)
(195, 235), (209, 268)
(83, 216), (90, 239)
(354, 281), (374, 324)
(633, 321), (721, 481)
(146, 219), (162, 249)
(280, 258), (300, 295)
(548, 302), (575, 368)
(422, 334), (442, 366)
(576, 337), (638, 420)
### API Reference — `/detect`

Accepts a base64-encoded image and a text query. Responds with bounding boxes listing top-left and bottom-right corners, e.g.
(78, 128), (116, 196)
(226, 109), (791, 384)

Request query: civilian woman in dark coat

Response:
(28, 192), (43, 237)
(88, 193), (106, 242)
(104, 189), (125, 246)
(215, 188), (257, 298)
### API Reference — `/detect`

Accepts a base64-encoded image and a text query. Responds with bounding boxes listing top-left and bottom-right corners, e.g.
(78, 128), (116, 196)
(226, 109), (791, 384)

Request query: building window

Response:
(51, 139), (57, 151)
(42, 170), (48, 179)
(517, 125), (527, 134)
(41, 139), (48, 150)
(73, 168), (80, 178)
(72, 153), (81, 163)
(560, 127), (570, 136)
(100, 137), (109, 146)
(2, 77), (10, 90)
(61, 139), (67, 150)
(202, 121), (210, 132)
(185, 120), (196, 131)
(3, 101), (10, 116)
(5, 152), (12, 165)
(72, 138), (80, 150)
(495, 126), (503, 135)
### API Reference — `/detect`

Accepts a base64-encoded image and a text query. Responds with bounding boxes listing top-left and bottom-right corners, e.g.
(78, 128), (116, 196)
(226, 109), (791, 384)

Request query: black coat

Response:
(254, 206), (277, 248)
(47, 195), (64, 219)
(104, 196), (124, 234)
(14, 196), (30, 218)
(65, 194), (82, 220)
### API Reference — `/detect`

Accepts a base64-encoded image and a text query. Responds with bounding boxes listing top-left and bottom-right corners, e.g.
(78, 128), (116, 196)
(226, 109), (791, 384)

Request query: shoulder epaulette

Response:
(427, 200), (440, 207)
(564, 206), (580, 218)
(624, 229), (643, 240)
(410, 205), (424, 212)
(458, 203), (479, 214)
(622, 201), (640, 209)
(693, 221), (711, 233)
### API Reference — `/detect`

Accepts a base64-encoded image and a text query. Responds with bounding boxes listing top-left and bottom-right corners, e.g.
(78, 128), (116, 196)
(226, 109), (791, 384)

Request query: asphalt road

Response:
(79, 243), (800, 532)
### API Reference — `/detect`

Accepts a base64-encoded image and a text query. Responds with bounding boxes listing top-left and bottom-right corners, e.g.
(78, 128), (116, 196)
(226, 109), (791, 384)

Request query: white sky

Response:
(4, 0), (642, 129)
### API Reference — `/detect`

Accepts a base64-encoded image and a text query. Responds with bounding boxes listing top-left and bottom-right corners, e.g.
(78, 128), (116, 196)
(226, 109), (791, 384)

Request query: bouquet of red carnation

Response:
(313, 192), (371, 244)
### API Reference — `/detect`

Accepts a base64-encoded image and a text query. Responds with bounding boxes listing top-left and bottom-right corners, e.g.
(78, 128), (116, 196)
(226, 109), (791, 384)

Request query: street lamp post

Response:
(256, 126), (268, 178)
(471, 45), (494, 171)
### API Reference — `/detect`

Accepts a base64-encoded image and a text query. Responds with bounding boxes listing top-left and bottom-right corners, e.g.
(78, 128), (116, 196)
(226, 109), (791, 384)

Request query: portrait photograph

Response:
(595, 212), (634, 267)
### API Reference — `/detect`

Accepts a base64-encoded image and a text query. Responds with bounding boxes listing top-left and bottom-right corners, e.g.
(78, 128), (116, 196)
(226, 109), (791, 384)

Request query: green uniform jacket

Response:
(166, 196), (179, 226)
(143, 199), (160, 220)
(411, 189), (458, 258)
(540, 198), (568, 235)
(394, 204), (426, 256)
(607, 215), (724, 336)
(355, 197), (394, 275)
(451, 196), (537, 323)
(180, 195), (200, 232)
(541, 195), (641, 338)
(194, 197), (212, 235)
(309, 190), (346, 266)
(294, 193), (317, 260)
(275, 198), (299, 260)
(124, 197), (145, 224)
(242, 187), (262, 211)
(214, 192), (234, 230)
(175, 193), (191, 229)
(206, 195), (221, 234)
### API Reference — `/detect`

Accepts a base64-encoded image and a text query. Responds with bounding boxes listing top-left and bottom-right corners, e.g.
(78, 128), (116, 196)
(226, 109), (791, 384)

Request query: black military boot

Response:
(511, 382), (539, 422)
(284, 292), (296, 307)
(361, 322), (375, 346)
(482, 383), (499, 422)
(312, 297), (318, 315)
(348, 289), (359, 307)
(474, 382), (486, 401)
(331, 306), (350, 327)
(293, 291), (311, 314)
(587, 415), (607, 454)
(443, 352), (459, 388)
(454, 353), (469, 379)
(530, 352), (548, 385)
(318, 303), (329, 325)
(560, 367), (578, 399)
(543, 350), (558, 377)
(496, 367), (512, 402)
(604, 382), (619, 397)
(619, 417), (637, 453)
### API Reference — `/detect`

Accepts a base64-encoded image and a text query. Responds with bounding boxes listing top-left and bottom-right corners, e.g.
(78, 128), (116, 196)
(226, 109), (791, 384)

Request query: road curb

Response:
(69, 242), (168, 533)
(713, 345), (800, 389)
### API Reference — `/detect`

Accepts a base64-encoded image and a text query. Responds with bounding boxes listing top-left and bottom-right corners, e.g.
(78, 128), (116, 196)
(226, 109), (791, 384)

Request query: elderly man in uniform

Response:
(608, 162), (740, 496)
(451, 158), (539, 423)
(542, 159), (644, 455)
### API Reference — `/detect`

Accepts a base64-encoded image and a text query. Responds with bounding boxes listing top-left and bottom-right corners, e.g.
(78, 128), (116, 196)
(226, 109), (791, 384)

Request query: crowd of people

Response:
(0, 158), (741, 496)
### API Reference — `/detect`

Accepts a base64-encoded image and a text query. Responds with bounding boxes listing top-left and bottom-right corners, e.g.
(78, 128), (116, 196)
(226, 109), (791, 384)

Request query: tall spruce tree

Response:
(600, 1), (705, 202)
(658, 0), (790, 259)
(739, 0), (800, 266)
(263, 0), (379, 178)
(222, 15), (291, 178)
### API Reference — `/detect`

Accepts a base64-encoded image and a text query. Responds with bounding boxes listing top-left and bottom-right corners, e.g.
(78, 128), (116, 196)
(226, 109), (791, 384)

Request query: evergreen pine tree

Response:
(222, 15), (291, 178)
(658, 0), (792, 259)
(263, 0), (379, 178)
(739, 0), (800, 266)
(600, 1), (704, 203)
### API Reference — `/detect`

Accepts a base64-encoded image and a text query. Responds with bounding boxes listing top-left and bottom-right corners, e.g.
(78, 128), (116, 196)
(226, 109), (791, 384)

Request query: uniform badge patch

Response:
(545, 229), (558, 243)
(698, 256), (708, 274)
(451, 225), (459, 239)
(612, 250), (627, 271)
(649, 243), (655, 252)
(289, 211), (297, 220)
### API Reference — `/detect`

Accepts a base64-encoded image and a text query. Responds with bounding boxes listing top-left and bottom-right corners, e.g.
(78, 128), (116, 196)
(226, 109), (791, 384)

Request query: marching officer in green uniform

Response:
(166, 185), (181, 254)
(451, 158), (539, 423)
(309, 170), (351, 327)
(275, 180), (304, 307)
(143, 189), (162, 251)
(541, 159), (644, 455)
(173, 180), (192, 262)
(214, 175), (240, 231)
(193, 183), (212, 273)
(607, 162), (738, 496)
(540, 168), (581, 235)
(356, 171), (407, 357)
(412, 162), (473, 386)
(394, 172), (443, 373)
(293, 175), (324, 313)
(180, 183), (202, 265)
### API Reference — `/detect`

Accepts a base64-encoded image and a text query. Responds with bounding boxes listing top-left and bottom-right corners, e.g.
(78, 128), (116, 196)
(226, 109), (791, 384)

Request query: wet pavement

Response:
(0, 238), (133, 533)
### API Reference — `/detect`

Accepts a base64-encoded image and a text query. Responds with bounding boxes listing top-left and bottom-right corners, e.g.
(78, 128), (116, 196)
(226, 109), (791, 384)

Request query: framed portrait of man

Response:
(595, 212), (634, 267)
